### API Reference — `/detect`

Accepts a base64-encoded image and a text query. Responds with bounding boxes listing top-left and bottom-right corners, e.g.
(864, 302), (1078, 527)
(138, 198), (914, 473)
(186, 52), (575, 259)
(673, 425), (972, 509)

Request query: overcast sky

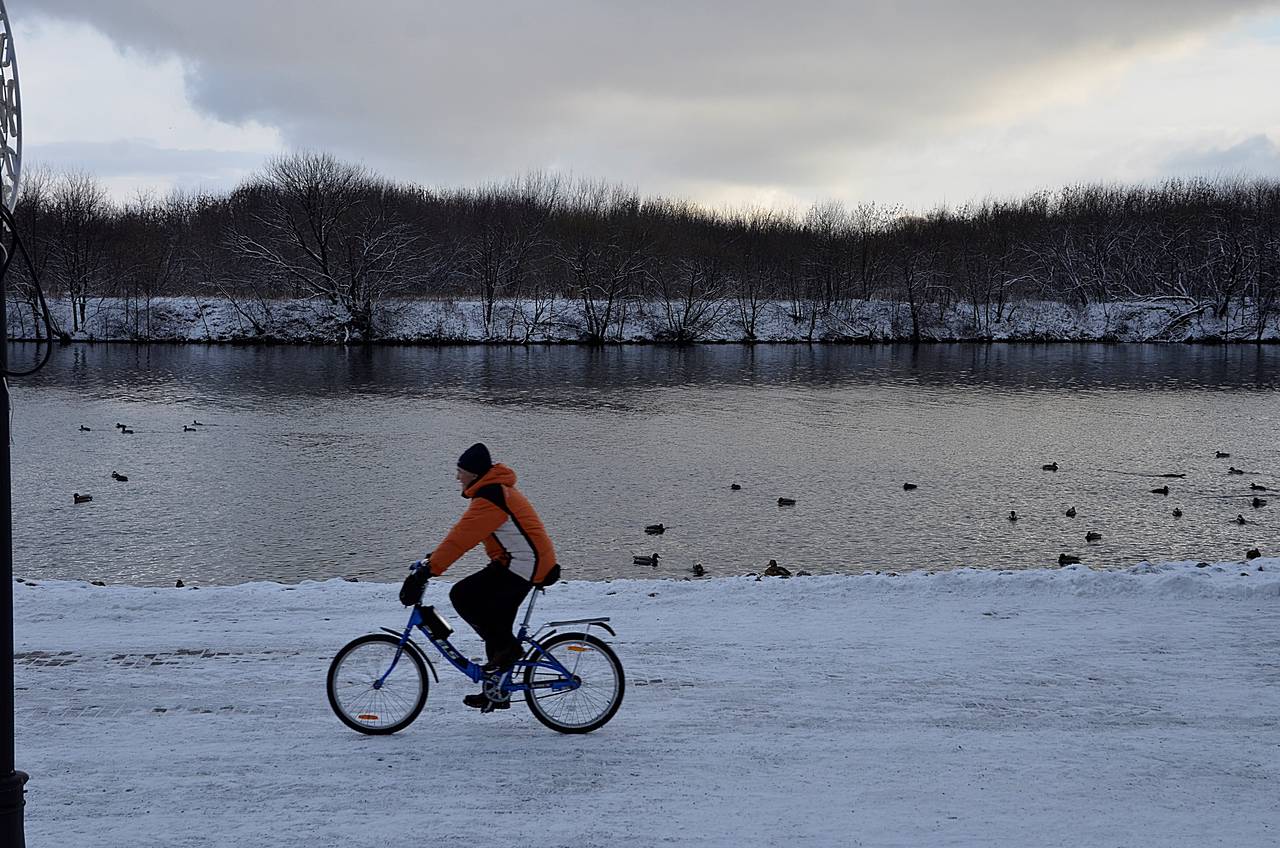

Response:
(13, 0), (1280, 211)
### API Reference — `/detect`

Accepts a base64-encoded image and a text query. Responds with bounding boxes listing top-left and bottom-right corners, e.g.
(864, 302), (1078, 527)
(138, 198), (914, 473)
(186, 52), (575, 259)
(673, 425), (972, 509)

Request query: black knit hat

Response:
(457, 442), (493, 476)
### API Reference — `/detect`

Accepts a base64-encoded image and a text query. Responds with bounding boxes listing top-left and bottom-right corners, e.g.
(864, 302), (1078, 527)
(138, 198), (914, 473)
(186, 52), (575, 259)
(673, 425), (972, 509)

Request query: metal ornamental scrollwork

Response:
(0, 3), (21, 212)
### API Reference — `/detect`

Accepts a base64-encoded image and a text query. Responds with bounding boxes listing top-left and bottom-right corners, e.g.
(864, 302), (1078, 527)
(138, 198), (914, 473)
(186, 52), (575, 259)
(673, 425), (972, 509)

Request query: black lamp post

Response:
(0, 268), (27, 848)
(0, 1), (28, 844)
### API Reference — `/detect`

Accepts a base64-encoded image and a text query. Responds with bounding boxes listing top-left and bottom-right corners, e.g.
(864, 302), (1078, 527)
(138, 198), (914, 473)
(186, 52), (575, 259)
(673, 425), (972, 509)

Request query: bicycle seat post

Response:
(519, 587), (541, 636)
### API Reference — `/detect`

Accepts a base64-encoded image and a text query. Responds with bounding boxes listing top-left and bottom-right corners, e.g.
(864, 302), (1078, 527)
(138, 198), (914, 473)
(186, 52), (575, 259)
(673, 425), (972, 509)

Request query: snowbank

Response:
(9, 295), (1279, 344)
(14, 558), (1280, 847)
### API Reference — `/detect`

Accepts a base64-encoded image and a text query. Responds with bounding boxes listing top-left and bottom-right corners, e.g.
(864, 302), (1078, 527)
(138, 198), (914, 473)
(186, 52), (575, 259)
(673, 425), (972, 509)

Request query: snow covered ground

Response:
(13, 559), (1280, 847)
(8, 294), (1278, 344)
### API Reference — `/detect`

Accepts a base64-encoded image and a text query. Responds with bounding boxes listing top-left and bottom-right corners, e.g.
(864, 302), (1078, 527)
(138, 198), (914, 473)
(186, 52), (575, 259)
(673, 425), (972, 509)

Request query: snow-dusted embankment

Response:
(14, 560), (1280, 847)
(9, 295), (1279, 343)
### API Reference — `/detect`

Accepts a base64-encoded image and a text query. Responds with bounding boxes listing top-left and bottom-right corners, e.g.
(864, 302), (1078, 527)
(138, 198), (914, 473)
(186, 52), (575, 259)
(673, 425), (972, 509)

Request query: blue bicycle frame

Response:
(372, 583), (615, 697)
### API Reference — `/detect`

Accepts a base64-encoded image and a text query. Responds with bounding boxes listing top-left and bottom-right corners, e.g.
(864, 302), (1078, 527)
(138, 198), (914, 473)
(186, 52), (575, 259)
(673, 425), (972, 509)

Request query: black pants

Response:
(449, 562), (532, 662)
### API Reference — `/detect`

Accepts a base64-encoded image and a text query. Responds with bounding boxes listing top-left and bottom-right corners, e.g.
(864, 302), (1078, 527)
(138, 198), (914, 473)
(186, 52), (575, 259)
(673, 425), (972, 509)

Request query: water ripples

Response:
(8, 342), (1278, 585)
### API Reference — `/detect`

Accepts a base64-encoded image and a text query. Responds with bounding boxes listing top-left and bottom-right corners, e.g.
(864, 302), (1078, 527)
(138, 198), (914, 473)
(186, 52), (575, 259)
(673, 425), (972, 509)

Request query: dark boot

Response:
(463, 692), (510, 711)
(480, 642), (525, 675)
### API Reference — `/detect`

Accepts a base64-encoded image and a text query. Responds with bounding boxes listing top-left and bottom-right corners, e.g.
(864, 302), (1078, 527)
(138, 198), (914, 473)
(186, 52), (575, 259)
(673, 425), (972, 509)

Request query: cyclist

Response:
(400, 442), (559, 710)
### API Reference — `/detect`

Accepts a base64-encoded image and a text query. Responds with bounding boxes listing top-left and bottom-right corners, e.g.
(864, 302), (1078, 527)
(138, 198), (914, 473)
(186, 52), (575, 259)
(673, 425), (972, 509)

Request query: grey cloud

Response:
(23, 0), (1280, 200)
(1160, 134), (1280, 180)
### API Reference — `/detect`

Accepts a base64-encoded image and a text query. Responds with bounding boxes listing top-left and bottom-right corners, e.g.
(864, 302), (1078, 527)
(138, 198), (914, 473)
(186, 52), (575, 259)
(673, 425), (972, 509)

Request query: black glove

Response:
(399, 568), (429, 607)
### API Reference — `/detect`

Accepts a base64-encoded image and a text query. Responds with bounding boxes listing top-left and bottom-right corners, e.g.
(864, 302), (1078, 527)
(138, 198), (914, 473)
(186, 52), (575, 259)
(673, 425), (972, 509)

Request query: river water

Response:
(6, 342), (1277, 586)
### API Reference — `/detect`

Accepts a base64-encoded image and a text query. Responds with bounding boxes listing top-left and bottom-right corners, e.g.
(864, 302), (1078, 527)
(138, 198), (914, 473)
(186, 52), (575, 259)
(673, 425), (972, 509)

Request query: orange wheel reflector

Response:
(567, 645), (592, 652)
(357, 714), (380, 721)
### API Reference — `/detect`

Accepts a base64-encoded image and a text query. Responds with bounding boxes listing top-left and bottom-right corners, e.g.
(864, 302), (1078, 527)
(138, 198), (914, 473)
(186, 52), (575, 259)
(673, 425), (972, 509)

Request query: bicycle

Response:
(326, 563), (625, 735)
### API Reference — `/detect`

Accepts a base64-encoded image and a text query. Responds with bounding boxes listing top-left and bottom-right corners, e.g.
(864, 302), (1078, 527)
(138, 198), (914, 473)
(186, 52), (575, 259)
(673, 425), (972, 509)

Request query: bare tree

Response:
(7, 152), (1280, 343)
(887, 213), (941, 342)
(229, 151), (432, 341)
(456, 172), (562, 338)
(117, 190), (196, 338)
(557, 182), (651, 343)
(42, 171), (112, 334)
(727, 208), (785, 340)
(849, 202), (892, 301)
(801, 200), (853, 310)
(3, 165), (63, 339)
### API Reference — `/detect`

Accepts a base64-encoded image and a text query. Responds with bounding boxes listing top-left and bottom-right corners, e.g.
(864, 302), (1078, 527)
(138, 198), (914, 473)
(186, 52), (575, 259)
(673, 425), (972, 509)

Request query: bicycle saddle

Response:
(535, 564), (561, 589)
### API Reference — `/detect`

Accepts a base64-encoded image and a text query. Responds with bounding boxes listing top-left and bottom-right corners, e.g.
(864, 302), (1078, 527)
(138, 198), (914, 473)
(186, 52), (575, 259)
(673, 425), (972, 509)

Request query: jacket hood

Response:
(463, 462), (516, 498)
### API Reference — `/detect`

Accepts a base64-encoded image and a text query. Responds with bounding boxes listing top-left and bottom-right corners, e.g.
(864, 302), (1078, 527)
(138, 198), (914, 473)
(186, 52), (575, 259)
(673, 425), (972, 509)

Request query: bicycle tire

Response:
(327, 633), (428, 735)
(523, 631), (624, 734)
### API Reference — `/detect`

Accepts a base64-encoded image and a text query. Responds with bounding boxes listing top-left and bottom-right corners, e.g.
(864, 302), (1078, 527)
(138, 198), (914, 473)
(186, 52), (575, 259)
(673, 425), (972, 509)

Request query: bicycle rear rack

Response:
(545, 616), (613, 629)
(541, 616), (615, 636)
(521, 588), (616, 637)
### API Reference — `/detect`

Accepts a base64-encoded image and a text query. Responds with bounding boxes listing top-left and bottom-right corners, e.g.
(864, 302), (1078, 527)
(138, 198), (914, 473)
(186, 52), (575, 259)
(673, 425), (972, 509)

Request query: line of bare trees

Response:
(6, 152), (1280, 342)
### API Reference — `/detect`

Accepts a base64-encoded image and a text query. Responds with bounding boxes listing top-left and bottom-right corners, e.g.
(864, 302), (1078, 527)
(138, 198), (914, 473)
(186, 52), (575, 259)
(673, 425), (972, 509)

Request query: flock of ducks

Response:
(634, 482), (803, 573)
(989, 453), (1266, 564)
(74, 420), (1267, 572)
(636, 477), (904, 574)
(71, 420), (205, 504)
(638, 453), (1268, 574)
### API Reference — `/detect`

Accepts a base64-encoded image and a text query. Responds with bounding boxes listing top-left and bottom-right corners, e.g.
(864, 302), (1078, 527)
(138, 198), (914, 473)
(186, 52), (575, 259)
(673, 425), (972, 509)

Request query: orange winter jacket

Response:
(428, 463), (558, 584)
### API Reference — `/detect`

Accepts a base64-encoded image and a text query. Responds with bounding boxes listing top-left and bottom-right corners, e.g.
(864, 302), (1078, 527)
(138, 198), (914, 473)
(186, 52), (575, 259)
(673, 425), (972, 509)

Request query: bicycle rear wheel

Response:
(327, 633), (428, 735)
(523, 632), (624, 734)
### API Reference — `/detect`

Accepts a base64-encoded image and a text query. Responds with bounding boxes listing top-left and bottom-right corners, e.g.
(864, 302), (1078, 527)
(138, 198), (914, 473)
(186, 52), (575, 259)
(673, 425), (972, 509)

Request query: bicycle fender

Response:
(380, 627), (440, 683)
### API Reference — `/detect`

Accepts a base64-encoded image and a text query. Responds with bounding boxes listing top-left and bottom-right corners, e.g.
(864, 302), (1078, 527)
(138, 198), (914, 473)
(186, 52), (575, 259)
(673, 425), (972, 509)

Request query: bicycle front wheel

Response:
(327, 633), (428, 735)
(524, 631), (624, 734)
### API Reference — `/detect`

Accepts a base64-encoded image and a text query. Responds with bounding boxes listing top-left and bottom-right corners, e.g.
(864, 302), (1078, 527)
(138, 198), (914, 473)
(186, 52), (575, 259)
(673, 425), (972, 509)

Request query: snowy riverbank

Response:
(8, 295), (1279, 344)
(14, 559), (1280, 847)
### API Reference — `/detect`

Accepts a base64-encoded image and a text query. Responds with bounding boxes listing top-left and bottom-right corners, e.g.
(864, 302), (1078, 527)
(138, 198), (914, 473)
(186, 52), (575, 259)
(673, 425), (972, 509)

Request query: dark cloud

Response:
(23, 0), (1280, 199)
